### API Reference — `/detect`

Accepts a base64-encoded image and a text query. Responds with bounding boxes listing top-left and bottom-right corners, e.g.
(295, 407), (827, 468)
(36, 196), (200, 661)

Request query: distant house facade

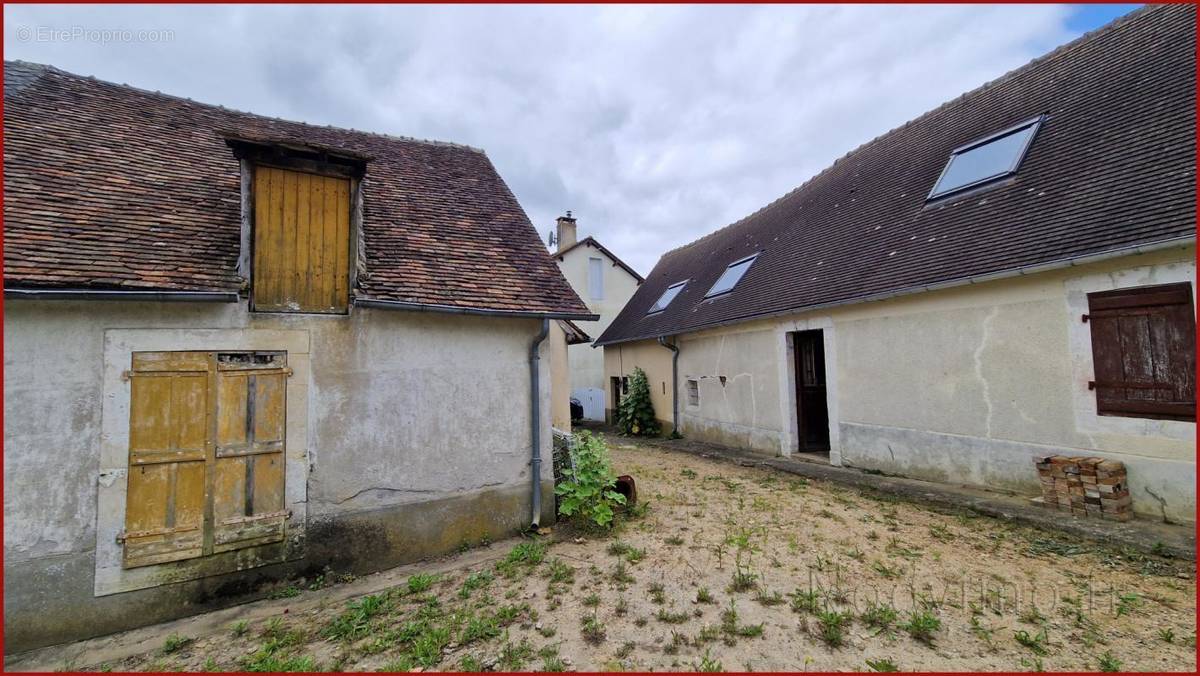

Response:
(598, 6), (1196, 523)
(550, 213), (642, 421)
(2, 62), (594, 653)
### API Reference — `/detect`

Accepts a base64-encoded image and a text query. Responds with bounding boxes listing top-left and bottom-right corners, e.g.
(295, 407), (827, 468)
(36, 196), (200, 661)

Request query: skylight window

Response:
(705, 254), (758, 298)
(648, 281), (687, 314)
(928, 116), (1044, 200)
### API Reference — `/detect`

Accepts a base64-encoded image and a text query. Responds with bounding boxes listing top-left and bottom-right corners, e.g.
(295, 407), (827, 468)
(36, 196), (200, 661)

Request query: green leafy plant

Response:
(555, 431), (626, 528)
(1098, 650), (1122, 672)
(866, 657), (899, 672)
(901, 610), (941, 645)
(616, 368), (662, 436)
(1014, 628), (1049, 655)
(694, 649), (724, 672)
(815, 610), (852, 647)
(580, 612), (606, 644)
(860, 602), (899, 631)
(406, 573), (438, 594)
(161, 634), (192, 654)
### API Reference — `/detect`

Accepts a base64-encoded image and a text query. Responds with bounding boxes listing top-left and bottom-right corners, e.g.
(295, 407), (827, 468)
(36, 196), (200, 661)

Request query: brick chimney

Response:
(555, 211), (577, 253)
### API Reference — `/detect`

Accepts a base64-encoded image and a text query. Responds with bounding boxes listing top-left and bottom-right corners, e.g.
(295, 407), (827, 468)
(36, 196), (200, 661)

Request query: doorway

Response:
(792, 329), (830, 452)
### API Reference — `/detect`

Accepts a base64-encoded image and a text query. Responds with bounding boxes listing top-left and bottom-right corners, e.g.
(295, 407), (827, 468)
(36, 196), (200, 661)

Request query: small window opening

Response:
(705, 254), (759, 298)
(928, 115), (1043, 200)
(686, 379), (699, 407)
(648, 281), (687, 314)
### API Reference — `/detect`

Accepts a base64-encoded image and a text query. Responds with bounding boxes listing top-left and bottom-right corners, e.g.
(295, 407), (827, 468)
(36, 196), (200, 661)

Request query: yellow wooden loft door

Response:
(123, 351), (288, 569)
(253, 166), (351, 313)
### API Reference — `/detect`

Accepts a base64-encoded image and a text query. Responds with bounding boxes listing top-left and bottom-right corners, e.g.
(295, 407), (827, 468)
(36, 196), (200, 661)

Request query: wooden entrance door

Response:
(793, 330), (830, 452)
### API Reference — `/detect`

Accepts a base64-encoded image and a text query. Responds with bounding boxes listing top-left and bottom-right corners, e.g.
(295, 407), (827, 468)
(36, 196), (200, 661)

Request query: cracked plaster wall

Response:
(610, 246), (1196, 522)
(3, 299), (550, 565)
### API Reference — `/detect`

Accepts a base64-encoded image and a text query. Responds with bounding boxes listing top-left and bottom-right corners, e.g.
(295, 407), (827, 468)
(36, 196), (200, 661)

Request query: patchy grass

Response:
(71, 437), (1196, 674)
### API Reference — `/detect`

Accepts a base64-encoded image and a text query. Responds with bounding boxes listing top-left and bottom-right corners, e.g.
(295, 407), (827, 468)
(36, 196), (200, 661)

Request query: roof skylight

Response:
(705, 254), (758, 298)
(928, 116), (1043, 200)
(648, 281), (687, 314)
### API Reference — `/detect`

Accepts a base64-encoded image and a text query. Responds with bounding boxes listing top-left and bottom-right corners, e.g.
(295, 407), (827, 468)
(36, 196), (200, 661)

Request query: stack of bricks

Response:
(1033, 456), (1131, 521)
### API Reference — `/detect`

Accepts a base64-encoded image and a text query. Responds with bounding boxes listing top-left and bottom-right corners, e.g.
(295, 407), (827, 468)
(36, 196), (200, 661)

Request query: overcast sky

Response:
(5, 4), (1139, 275)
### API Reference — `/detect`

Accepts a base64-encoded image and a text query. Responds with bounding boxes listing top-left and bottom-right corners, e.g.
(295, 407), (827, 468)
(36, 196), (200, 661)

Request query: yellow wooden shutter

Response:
(123, 352), (210, 568)
(123, 351), (288, 568)
(213, 353), (288, 552)
(252, 166), (351, 314)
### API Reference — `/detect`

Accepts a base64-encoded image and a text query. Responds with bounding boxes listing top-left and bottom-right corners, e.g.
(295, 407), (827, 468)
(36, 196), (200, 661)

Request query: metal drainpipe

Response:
(657, 336), (680, 435)
(529, 318), (551, 528)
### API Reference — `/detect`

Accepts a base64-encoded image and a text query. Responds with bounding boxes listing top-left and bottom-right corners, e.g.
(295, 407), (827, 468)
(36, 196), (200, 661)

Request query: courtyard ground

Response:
(13, 435), (1196, 672)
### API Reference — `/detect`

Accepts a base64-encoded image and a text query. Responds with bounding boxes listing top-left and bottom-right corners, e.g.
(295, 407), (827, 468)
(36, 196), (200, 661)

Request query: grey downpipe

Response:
(657, 336), (680, 435)
(529, 318), (551, 528)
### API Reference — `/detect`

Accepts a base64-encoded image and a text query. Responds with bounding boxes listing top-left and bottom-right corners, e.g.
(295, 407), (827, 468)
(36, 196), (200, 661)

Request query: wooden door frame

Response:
(792, 329), (831, 453)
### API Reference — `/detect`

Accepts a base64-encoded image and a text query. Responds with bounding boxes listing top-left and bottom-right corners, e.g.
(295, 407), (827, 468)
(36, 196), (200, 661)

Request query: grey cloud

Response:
(5, 4), (1082, 275)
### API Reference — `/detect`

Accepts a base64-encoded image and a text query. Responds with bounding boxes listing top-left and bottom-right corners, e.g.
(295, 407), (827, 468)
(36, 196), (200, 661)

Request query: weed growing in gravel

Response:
(665, 535), (685, 546)
(544, 560), (574, 585)
(406, 573), (438, 594)
(1116, 593), (1141, 617)
(969, 614), (999, 652)
(615, 596), (629, 616)
(230, 621), (249, 638)
(1097, 651), (1122, 672)
(901, 610), (941, 645)
(866, 657), (899, 672)
(656, 608), (691, 624)
(1014, 628), (1049, 655)
(583, 593), (601, 607)
(789, 589), (822, 614)
(161, 634), (192, 655)
(754, 589), (785, 606)
(694, 649), (723, 672)
(460, 570), (495, 598)
(612, 559), (635, 585)
(696, 587), (716, 604)
(1019, 605), (1046, 626)
(719, 601), (764, 643)
(580, 612), (606, 644)
(860, 602), (899, 632)
(498, 636), (535, 671)
(1158, 628), (1176, 643)
(324, 594), (389, 642)
(871, 560), (904, 579)
(496, 540), (546, 578)
(815, 609), (852, 647)
(607, 541), (632, 557)
(648, 582), (666, 605)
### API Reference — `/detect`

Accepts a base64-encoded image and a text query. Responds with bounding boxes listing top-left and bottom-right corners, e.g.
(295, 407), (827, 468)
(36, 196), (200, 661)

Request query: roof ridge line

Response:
(653, 4), (1159, 262)
(4, 59), (488, 155)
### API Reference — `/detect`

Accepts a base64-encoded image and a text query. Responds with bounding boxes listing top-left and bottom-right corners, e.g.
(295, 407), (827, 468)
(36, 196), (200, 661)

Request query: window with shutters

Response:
(1086, 282), (1196, 422)
(252, 165), (352, 314)
(123, 350), (289, 569)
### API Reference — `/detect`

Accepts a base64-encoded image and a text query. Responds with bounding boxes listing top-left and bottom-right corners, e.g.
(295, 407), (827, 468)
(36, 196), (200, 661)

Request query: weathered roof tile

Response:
(4, 61), (590, 316)
(597, 5), (1195, 345)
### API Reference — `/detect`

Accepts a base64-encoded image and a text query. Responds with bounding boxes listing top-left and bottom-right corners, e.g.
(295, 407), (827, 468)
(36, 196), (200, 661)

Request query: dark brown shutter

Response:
(1086, 282), (1196, 421)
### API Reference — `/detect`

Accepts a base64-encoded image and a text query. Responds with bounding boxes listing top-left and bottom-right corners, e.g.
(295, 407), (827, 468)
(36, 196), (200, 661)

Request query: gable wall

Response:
(3, 300), (552, 652)
(556, 243), (641, 413)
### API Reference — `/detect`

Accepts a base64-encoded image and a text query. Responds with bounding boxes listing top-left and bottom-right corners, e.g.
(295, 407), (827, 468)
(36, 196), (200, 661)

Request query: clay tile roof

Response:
(597, 4), (1196, 346)
(3, 61), (591, 317)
